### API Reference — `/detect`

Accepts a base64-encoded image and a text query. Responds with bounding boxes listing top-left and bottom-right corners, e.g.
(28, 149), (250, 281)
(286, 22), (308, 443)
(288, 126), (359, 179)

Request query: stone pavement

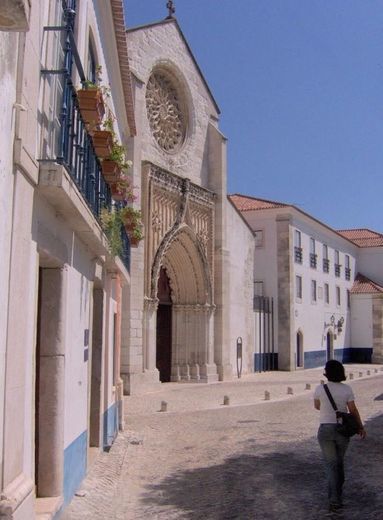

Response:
(62, 364), (383, 520)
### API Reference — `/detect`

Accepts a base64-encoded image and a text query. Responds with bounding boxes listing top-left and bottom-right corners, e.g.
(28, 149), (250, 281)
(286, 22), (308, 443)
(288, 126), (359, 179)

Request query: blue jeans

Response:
(317, 424), (350, 506)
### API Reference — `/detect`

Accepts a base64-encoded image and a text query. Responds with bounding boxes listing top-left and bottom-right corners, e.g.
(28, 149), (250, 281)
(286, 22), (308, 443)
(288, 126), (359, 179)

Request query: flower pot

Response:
(123, 221), (135, 233)
(77, 88), (105, 128)
(101, 159), (121, 183)
(129, 236), (140, 247)
(91, 130), (113, 158)
(110, 183), (126, 201)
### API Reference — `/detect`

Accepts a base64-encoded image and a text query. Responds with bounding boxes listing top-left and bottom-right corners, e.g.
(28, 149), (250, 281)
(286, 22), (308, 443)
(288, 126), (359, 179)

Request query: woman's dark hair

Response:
(324, 360), (346, 382)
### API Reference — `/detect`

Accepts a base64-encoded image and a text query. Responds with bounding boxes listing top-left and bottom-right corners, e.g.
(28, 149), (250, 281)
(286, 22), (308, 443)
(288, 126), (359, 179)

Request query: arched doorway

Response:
(296, 330), (303, 368)
(156, 267), (172, 382)
(326, 331), (334, 360)
(151, 226), (217, 382)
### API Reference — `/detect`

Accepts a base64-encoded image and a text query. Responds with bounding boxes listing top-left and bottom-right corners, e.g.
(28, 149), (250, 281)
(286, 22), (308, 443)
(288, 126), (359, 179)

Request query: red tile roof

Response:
(337, 228), (383, 248)
(229, 194), (289, 212)
(351, 273), (383, 294)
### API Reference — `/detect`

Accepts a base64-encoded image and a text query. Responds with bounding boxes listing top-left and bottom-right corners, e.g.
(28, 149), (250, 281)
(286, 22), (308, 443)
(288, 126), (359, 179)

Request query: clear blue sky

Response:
(124, 1), (383, 232)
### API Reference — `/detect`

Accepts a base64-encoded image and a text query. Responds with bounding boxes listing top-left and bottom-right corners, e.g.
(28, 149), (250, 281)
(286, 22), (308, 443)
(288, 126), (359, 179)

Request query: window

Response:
(253, 281), (264, 311)
(334, 250), (341, 277)
(254, 230), (264, 248)
(296, 275), (302, 300)
(323, 244), (329, 273)
(254, 281), (264, 297)
(311, 280), (317, 302)
(294, 230), (302, 263)
(345, 255), (351, 281)
(347, 289), (350, 309)
(324, 283), (329, 304)
(336, 286), (341, 306)
(310, 238), (317, 268)
(87, 40), (97, 83)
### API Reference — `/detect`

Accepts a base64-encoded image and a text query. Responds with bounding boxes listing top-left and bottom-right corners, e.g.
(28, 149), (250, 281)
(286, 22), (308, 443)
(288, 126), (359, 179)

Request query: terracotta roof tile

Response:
(337, 228), (383, 248)
(351, 273), (383, 294)
(229, 194), (289, 212)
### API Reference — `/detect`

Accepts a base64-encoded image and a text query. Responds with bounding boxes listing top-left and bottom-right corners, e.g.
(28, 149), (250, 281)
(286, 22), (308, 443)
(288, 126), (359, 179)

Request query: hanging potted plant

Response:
(110, 174), (136, 202)
(120, 206), (144, 247)
(100, 207), (123, 257)
(91, 129), (114, 158)
(77, 80), (106, 129)
(128, 224), (144, 247)
(101, 141), (132, 185)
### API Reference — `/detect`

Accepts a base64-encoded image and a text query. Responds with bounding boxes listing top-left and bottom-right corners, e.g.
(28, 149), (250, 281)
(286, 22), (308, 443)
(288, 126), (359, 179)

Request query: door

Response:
(156, 267), (172, 382)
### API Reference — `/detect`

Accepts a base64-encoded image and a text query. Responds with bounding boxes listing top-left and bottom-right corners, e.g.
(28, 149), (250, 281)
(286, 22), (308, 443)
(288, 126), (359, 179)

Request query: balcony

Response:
(345, 267), (351, 281)
(39, 3), (131, 271)
(294, 247), (303, 264)
(335, 264), (341, 277)
(323, 258), (329, 273)
(310, 253), (317, 269)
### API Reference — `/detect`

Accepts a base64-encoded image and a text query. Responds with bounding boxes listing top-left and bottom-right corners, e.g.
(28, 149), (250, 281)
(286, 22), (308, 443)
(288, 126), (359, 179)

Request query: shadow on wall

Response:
(138, 414), (383, 520)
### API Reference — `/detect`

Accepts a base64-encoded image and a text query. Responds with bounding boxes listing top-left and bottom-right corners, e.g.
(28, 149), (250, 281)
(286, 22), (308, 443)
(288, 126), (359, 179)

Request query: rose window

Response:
(145, 71), (186, 152)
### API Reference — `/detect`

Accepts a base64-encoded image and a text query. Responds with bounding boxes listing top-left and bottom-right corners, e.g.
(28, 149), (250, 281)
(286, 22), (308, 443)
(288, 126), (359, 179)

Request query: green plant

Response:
(100, 207), (123, 257)
(102, 115), (115, 133)
(120, 206), (144, 245)
(120, 206), (142, 227)
(114, 174), (136, 202)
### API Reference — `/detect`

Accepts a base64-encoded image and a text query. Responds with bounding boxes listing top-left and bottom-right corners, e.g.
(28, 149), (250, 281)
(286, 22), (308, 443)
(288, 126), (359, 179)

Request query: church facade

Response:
(122, 18), (256, 394)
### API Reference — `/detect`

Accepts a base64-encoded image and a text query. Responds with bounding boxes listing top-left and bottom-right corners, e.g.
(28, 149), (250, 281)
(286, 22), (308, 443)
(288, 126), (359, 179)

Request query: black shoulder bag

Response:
(323, 384), (360, 438)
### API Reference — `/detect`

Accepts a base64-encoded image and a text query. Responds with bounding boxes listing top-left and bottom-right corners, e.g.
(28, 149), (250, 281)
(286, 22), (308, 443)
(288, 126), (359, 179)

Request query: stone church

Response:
(121, 14), (256, 394)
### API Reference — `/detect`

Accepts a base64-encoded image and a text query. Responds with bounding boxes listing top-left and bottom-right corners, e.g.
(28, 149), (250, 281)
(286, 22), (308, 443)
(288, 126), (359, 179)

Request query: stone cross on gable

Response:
(166, 0), (175, 18)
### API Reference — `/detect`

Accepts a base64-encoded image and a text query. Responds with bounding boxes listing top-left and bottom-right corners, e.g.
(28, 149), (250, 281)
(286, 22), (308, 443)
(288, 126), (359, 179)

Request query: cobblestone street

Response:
(63, 366), (383, 519)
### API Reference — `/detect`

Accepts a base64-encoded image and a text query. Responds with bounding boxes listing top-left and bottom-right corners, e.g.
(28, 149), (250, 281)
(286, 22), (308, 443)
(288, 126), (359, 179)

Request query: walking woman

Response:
(314, 360), (366, 513)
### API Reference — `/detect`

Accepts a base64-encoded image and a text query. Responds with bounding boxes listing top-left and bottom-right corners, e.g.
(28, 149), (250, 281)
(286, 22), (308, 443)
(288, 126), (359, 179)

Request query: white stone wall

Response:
(0, 31), (18, 493)
(226, 202), (255, 374)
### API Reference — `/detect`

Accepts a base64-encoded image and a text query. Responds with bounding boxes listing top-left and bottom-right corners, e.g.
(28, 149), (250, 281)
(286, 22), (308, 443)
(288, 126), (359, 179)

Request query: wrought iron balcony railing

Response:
(310, 253), (317, 269)
(323, 258), (330, 273)
(294, 247), (303, 264)
(40, 1), (130, 271)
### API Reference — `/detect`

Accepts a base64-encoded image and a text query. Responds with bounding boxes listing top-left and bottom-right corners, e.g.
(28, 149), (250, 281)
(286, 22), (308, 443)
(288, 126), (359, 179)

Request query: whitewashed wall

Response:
(226, 202), (255, 374)
(290, 215), (356, 355)
(0, 31), (18, 492)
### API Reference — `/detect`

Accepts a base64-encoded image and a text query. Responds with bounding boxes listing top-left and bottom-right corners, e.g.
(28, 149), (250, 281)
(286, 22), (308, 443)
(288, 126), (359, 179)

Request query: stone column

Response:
(171, 305), (182, 381)
(143, 297), (160, 373)
(200, 304), (219, 382)
(37, 267), (67, 497)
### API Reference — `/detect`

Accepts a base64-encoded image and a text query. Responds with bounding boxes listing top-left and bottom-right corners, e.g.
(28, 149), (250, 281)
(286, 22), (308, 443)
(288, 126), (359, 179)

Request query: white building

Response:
(0, 1), (135, 518)
(230, 194), (383, 370)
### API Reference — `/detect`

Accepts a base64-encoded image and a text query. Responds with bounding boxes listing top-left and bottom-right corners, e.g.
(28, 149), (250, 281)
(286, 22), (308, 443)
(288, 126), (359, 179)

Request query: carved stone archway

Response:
(142, 163), (218, 382)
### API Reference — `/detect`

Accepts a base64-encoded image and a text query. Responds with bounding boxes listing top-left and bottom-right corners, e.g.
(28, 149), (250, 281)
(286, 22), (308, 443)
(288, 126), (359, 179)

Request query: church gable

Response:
(126, 19), (220, 185)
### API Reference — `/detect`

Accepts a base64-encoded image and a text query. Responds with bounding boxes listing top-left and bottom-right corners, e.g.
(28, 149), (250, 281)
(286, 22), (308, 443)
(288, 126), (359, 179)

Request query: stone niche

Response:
(0, 0), (31, 32)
